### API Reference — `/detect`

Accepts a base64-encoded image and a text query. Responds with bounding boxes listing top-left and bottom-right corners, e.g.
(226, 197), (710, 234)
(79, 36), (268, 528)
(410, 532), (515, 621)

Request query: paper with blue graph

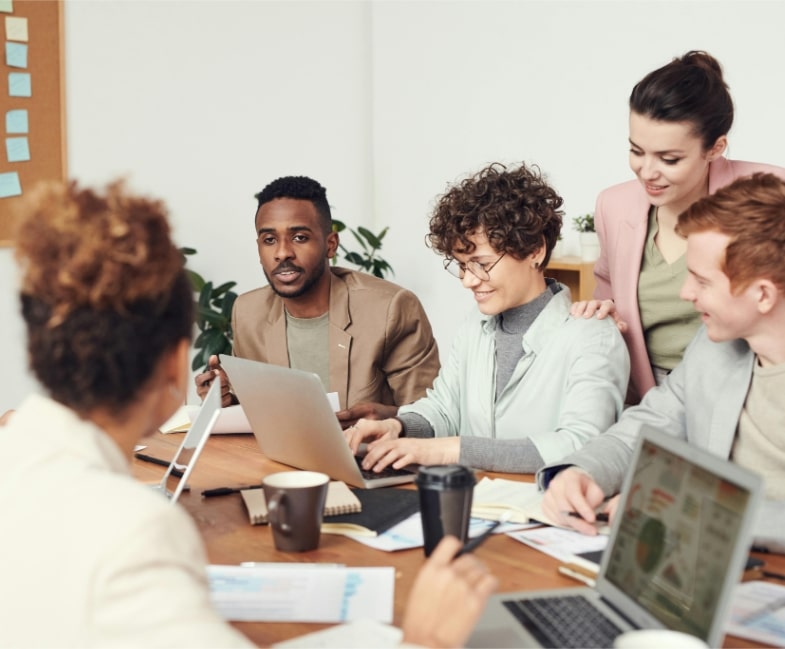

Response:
(207, 564), (394, 623)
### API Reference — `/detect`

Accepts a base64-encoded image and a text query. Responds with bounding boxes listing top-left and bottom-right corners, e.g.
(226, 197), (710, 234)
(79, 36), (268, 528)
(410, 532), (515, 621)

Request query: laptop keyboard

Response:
(354, 456), (413, 481)
(503, 594), (623, 648)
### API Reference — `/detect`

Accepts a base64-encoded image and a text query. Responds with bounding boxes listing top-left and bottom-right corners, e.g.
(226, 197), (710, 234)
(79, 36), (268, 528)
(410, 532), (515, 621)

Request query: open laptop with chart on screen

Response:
(467, 426), (762, 648)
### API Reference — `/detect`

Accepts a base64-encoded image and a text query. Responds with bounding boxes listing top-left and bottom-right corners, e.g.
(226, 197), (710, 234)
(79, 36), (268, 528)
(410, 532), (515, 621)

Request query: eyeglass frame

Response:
(443, 252), (506, 281)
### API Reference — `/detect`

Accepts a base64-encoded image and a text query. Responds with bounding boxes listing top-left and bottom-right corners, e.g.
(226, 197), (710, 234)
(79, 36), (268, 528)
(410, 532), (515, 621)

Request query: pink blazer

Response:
(593, 157), (785, 404)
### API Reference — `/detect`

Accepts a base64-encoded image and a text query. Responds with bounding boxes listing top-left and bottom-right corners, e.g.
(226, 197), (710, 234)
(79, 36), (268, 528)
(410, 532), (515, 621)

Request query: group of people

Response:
(2, 49), (784, 646)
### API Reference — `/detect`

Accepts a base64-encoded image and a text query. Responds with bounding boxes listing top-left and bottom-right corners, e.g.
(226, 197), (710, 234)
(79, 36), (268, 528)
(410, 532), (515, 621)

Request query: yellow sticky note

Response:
(5, 15), (27, 42)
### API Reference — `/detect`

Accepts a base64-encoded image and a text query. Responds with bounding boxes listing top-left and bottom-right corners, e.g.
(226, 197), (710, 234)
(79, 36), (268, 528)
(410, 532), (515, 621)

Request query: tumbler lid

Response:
(415, 464), (476, 490)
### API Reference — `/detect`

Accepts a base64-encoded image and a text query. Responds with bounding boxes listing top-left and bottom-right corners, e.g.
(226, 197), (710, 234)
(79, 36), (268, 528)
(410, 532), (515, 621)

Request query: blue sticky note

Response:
(0, 171), (22, 198)
(9, 72), (31, 97)
(5, 42), (27, 68)
(6, 109), (27, 133)
(6, 136), (29, 162)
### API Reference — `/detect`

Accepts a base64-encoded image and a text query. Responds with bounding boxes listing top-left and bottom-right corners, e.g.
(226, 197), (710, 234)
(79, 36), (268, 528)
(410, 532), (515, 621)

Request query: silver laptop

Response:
(468, 426), (763, 648)
(220, 355), (416, 489)
(152, 377), (221, 504)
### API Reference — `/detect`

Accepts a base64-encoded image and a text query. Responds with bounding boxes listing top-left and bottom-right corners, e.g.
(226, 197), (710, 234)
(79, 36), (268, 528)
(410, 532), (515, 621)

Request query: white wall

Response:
(2, 0), (785, 410)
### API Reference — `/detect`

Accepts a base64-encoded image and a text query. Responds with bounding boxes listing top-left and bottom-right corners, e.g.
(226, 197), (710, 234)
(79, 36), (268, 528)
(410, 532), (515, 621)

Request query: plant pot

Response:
(579, 232), (600, 262)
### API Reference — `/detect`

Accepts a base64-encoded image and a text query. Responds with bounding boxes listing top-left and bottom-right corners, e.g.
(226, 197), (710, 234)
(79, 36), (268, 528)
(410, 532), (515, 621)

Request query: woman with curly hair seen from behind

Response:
(0, 180), (497, 647)
(346, 162), (630, 475)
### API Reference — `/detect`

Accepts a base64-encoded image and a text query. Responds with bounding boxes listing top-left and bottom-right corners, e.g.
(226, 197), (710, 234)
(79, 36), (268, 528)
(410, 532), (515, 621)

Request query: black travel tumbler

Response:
(415, 464), (476, 556)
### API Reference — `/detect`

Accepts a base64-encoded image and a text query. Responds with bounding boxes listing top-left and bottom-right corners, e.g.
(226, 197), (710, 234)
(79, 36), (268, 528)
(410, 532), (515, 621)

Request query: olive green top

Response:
(285, 310), (330, 390)
(637, 207), (701, 370)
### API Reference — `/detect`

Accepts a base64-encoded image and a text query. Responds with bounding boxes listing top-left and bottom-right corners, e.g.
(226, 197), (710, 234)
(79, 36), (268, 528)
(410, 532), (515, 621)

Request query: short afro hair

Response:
(254, 175), (332, 233)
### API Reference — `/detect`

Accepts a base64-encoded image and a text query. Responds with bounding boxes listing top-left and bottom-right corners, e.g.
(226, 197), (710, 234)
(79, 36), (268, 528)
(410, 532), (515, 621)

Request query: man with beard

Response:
(195, 176), (440, 428)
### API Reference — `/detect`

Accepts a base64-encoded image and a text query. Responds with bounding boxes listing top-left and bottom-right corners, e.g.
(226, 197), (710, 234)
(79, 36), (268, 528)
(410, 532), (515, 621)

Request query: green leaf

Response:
(198, 282), (214, 308)
(199, 309), (228, 328)
(345, 251), (365, 265)
(332, 219), (346, 233)
(221, 292), (238, 319)
(357, 226), (383, 249)
(212, 281), (238, 297)
(185, 268), (206, 292)
(350, 229), (370, 252)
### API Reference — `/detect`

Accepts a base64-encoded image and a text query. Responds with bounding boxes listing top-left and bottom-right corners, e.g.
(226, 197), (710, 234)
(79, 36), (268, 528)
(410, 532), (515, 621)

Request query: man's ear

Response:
(326, 230), (340, 260)
(754, 278), (779, 315)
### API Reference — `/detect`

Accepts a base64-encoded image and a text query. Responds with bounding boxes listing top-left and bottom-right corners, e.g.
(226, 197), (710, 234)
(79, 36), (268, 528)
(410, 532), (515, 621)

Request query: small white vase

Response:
(579, 231), (600, 262)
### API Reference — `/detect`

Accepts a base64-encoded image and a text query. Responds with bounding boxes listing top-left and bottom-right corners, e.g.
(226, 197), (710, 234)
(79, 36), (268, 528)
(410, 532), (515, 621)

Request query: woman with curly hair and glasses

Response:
(0, 180), (497, 647)
(345, 162), (630, 475)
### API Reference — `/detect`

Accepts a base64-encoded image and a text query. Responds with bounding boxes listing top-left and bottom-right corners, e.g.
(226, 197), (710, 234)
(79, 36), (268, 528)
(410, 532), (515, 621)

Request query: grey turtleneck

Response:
(494, 282), (557, 399)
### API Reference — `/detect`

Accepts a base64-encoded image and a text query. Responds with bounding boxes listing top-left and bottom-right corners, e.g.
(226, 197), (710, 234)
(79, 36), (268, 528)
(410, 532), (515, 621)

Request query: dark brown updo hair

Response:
(14, 180), (193, 415)
(428, 162), (563, 268)
(630, 51), (733, 150)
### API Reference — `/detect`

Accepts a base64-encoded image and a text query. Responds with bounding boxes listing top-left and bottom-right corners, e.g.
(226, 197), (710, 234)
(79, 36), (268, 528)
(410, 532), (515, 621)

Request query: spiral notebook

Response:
(240, 480), (361, 525)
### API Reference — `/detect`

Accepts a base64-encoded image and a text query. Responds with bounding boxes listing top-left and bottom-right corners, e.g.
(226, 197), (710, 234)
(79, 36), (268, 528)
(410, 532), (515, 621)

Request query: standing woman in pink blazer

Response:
(574, 51), (785, 404)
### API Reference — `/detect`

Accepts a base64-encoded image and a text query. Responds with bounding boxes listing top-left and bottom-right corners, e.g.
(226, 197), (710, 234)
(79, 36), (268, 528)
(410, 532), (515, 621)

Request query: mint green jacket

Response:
(398, 287), (630, 470)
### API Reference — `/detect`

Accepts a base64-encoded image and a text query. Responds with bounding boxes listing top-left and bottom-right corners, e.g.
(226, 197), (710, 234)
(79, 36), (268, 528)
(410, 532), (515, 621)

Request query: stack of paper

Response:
(207, 564), (394, 623)
(472, 477), (558, 525)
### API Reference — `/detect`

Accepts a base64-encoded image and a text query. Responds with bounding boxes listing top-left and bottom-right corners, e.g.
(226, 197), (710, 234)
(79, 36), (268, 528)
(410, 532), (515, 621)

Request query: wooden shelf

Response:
(547, 256), (596, 301)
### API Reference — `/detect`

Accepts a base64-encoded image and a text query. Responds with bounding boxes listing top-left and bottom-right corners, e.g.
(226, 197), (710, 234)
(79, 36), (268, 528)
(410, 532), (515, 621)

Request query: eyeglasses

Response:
(443, 253), (506, 281)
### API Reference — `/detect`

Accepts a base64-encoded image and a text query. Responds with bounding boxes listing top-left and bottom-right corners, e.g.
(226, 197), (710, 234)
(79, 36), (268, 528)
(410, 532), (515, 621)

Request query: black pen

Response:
(567, 511), (610, 523)
(134, 452), (185, 479)
(455, 520), (502, 558)
(201, 484), (264, 498)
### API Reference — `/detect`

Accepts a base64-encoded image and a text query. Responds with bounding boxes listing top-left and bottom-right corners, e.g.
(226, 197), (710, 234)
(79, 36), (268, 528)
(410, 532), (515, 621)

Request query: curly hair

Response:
(254, 175), (332, 233)
(14, 179), (193, 415)
(428, 162), (564, 267)
(677, 173), (785, 294)
(630, 50), (733, 151)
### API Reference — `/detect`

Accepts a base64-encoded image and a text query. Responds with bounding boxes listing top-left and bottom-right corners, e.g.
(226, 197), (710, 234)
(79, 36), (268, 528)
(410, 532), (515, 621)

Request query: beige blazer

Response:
(0, 395), (251, 647)
(593, 157), (785, 404)
(232, 267), (440, 410)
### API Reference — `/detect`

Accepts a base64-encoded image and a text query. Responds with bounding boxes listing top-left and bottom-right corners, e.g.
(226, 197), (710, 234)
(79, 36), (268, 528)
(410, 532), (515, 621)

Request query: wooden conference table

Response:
(132, 431), (781, 648)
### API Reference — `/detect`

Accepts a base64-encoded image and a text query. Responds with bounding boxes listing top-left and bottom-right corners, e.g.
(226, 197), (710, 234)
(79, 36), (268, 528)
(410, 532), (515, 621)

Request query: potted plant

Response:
(572, 213), (600, 262)
(180, 247), (238, 371)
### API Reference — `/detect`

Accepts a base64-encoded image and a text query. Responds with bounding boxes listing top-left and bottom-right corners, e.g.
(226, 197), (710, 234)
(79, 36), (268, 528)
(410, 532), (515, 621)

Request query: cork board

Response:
(0, 0), (66, 246)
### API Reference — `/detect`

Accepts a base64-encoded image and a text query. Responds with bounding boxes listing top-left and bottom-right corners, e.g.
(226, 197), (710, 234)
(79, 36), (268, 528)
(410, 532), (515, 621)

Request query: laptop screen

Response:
(603, 436), (752, 640)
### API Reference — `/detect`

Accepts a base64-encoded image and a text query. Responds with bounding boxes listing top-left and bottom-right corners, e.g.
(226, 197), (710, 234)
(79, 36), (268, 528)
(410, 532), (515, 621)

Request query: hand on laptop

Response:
(402, 535), (497, 648)
(343, 417), (403, 455)
(336, 402), (399, 429)
(345, 418), (461, 470)
(194, 355), (236, 408)
(541, 467), (612, 536)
